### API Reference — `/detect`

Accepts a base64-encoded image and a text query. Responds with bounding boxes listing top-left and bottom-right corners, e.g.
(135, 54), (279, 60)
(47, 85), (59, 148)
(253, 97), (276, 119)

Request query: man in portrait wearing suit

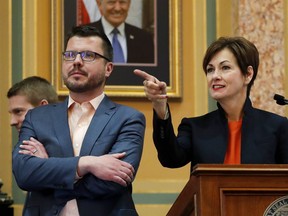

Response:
(88, 0), (154, 64)
(12, 25), (145, 216)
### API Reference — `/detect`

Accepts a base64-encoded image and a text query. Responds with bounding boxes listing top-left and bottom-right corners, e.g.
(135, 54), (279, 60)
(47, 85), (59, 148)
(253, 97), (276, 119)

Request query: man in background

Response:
(7, 76), (58, 132)
(88, 0), (154, 64)
(7, 76), (58, 214)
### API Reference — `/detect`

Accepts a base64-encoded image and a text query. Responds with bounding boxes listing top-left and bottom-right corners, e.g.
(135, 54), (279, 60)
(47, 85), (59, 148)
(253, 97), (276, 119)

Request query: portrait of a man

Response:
(60, 0), (176, 93)
(77, 0), (155, 64)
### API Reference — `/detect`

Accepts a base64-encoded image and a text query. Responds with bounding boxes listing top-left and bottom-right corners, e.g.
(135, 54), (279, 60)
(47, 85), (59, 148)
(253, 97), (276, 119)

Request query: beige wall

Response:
(0, 0), (12, 196)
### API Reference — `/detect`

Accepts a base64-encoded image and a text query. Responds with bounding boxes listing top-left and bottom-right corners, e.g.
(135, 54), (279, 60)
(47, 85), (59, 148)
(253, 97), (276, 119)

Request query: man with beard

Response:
(12, 25), (145, 216)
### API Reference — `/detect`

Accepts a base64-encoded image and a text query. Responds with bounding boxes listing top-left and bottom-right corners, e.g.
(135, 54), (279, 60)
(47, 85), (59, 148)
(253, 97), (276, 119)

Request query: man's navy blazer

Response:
(153, 98), (288, 171)
(88, 19), (155, 64)
(12, 96), (145, 216)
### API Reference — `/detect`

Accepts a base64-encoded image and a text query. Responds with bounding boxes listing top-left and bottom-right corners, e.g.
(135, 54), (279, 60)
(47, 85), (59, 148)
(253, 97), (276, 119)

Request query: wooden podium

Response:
(167, 164), (288, 216)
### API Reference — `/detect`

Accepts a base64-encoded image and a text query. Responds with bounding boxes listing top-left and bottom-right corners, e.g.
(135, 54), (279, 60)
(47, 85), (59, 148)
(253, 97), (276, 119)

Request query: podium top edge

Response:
(192, 164), (288, 175)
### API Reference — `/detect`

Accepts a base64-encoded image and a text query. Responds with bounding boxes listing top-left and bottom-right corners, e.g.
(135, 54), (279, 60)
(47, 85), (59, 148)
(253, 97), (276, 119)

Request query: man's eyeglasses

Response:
(62, 51), (111, 62)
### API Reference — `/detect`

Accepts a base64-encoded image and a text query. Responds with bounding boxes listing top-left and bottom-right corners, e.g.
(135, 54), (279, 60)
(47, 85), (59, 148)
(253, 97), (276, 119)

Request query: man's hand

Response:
(19, 137), (49, 158)
(134, 69), (168, 119)
(78, 153), (135, 187)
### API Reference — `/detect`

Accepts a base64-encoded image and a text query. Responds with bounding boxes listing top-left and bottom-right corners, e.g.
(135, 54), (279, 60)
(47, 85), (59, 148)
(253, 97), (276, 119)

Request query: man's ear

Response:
(105, 62), (114, 78)
(40, 99), (49, 106)
(96, 0), (103, 15)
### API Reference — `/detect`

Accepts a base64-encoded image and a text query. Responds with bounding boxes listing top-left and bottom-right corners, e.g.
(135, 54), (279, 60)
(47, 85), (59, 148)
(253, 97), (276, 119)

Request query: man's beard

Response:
(63, 75), (105, 93)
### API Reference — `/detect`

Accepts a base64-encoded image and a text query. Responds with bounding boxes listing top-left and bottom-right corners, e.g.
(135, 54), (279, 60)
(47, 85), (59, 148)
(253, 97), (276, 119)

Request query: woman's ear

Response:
(245, 66), (254, 84)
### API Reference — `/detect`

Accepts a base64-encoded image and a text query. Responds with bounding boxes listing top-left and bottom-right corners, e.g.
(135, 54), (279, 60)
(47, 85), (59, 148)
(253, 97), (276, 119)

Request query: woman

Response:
(134, 36), (288, 172)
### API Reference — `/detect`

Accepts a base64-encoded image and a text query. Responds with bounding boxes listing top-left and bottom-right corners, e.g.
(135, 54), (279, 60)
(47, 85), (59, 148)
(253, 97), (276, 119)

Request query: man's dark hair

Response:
(64, 25), (113, 62)
(7, 76), (58, 106)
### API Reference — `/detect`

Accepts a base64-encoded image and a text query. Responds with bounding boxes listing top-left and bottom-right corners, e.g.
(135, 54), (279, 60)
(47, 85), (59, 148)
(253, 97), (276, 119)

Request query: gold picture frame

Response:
(51, 0), (182, 97)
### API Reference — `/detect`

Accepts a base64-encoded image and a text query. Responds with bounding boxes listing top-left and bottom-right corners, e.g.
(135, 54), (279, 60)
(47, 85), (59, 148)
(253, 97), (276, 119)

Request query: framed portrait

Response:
(51, 0), (182, 97)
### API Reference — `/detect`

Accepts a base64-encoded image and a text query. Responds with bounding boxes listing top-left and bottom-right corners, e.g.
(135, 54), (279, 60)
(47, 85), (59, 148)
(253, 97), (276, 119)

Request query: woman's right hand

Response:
(134, 69), (168, 119)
